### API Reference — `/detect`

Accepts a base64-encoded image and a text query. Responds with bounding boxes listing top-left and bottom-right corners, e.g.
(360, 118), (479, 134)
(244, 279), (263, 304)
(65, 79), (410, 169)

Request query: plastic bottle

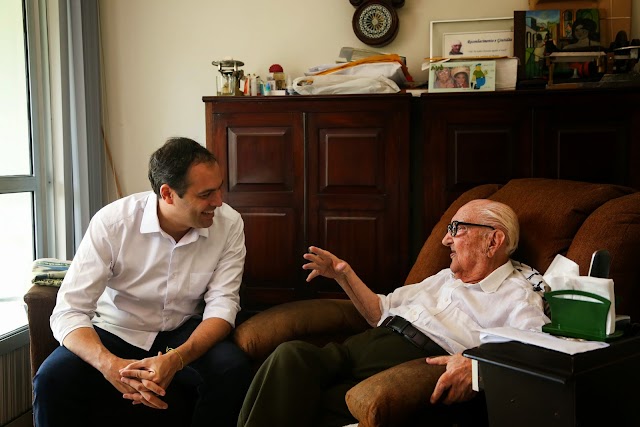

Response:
(286, 76), (296, 95)
(250, 74), (257, 96)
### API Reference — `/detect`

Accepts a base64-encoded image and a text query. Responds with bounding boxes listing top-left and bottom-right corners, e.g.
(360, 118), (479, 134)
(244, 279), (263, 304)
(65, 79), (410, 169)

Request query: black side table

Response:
(463, 325), (640, 427)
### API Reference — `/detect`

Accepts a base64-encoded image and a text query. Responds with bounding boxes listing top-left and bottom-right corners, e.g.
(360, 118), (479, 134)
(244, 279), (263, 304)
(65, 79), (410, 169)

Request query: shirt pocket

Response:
(401, 304), (425, 323)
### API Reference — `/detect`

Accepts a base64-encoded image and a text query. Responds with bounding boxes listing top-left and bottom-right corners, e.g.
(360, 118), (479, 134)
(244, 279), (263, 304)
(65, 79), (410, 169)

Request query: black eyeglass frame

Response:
(447, 220), (495, 237)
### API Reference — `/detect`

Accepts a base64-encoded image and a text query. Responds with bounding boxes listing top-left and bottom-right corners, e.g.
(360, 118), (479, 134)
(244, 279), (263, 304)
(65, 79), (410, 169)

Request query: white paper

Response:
(543, 254), (616, 334)
(480, 327), (609, 355)
(471, 359), (480, 391)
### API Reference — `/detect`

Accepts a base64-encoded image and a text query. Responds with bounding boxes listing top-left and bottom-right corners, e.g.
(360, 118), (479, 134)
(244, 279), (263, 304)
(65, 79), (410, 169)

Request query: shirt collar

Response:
(140, 192), (210, 240)
(478, 260), (515, 293)
(140, 193), (161, 234)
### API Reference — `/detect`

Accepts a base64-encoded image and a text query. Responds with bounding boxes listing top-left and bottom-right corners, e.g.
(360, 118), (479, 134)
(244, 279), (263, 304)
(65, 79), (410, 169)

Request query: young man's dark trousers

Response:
(33, 318), (252, 427)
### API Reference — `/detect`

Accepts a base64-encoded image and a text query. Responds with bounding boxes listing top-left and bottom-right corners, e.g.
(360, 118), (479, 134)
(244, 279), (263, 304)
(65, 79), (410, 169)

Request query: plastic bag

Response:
(292, 75), (400, 95)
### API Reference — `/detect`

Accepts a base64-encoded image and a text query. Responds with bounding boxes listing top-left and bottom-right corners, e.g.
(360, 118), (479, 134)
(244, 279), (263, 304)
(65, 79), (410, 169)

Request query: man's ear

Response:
(159, 184), (174, 204)
(487, 229), (506, 257)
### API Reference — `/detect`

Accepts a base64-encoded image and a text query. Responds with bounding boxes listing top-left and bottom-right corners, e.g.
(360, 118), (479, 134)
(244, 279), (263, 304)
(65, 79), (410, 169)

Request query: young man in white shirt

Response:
(34, 137), (251, 427)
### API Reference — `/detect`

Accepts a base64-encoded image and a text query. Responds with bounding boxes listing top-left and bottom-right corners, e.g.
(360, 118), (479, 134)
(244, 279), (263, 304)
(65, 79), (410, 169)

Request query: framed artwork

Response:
(513, 9), (561, 80)
(428, 60), (496, 92)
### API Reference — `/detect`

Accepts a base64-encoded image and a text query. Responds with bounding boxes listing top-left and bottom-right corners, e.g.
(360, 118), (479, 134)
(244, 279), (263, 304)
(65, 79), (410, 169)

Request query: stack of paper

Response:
(338, 47), (407, 65)
(495, 57), (519, 90)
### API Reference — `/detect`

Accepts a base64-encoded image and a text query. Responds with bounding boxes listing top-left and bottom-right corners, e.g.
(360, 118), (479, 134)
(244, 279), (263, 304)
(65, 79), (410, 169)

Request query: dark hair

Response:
(148, 137), (217, 197)
(571, 18), (598, 41)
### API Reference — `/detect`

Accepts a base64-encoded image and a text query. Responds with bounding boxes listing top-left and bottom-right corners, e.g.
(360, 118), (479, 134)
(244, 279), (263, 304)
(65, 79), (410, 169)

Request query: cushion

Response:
(489, 178), (635, 273)
(345, 358), (446, 427)
(233, 299), (369, 361)
(566, 192), (640, 322)
(404, 184), (503, 285)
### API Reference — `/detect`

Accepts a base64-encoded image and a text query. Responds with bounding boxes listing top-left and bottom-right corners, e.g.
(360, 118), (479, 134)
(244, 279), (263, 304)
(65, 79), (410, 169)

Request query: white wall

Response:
(98, 0), (638, 199)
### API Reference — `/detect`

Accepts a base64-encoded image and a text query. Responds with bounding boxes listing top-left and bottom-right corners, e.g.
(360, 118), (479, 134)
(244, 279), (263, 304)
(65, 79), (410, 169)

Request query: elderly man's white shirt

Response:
(378, 261), (549, 354)
(50, 191), (246, 350)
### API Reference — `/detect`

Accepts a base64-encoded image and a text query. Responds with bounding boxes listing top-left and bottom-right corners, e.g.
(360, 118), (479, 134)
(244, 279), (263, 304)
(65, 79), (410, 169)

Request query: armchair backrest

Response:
(405, 178), (640, 322)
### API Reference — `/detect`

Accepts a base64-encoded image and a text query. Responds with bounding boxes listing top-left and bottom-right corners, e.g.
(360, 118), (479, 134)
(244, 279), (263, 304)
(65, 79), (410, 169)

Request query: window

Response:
(0, 0), (41, 336)
(0, 0), (105, 342)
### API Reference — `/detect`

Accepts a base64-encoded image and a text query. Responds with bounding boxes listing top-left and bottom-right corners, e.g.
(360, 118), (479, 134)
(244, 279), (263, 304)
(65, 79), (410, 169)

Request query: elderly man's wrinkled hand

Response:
(302, 246), (351, 282)
(426, 353), (476, 405)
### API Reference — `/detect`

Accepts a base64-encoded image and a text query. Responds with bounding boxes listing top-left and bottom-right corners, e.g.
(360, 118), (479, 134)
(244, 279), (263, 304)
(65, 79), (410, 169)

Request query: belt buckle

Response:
(388, 316), (409, 334)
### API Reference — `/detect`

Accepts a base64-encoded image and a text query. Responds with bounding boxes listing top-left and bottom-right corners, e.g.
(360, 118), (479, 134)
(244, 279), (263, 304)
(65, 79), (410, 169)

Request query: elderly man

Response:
(449, 39), (463, 55)
(238, 199), (549, 427)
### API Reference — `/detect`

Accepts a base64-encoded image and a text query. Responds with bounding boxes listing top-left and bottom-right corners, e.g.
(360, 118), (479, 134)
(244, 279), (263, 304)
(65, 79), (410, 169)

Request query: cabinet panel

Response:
(447, 127), (518, 189)
(421, 93), (533, 241)
(318, 127), (385, 193)
(308, 109), (409, 296)
(315, 212), (381, 297)
(240, 208), (299, 307)
(534, 91), (634, 185)
(227, 126), (294, 192)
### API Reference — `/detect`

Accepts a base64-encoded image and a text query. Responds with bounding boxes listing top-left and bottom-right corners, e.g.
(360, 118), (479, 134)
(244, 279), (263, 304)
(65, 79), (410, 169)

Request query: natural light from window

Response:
(1, 0), (34, 335)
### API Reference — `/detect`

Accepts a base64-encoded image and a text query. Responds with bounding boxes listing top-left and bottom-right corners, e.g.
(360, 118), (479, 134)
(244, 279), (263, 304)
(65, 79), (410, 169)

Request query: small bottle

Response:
(250, 74), (257, 96)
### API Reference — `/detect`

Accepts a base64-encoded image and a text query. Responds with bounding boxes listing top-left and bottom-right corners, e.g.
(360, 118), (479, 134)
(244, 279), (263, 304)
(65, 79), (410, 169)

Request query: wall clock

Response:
(350, 0), (404, 47)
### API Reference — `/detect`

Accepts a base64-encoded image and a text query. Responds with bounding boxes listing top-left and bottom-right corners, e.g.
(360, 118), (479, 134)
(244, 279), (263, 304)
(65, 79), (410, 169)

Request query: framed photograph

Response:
(428, 60), (496, 93)
(442, 30), (514, 58)
(430, 17), (514, 59)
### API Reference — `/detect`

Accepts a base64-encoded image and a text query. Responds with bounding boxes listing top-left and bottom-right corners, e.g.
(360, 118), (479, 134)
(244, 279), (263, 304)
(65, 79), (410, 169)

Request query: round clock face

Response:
(352, 1), (399, 47)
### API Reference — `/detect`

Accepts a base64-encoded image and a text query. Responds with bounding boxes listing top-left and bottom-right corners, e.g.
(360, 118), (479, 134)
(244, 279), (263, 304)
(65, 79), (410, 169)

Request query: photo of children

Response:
(452, 66), (470, 88)
(428, 61), (496, 92)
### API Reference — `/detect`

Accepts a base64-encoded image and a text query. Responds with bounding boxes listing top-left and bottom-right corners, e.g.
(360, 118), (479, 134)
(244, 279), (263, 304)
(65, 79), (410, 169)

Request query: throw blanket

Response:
(32, 258), (71, 287)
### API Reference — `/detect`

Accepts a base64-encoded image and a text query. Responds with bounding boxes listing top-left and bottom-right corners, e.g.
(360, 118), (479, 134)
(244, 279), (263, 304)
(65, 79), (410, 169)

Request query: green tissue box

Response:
(542, 289), (623, 342)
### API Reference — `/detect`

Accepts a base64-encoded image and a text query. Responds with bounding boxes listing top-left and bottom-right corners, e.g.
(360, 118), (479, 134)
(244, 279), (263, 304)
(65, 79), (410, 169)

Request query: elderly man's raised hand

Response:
(302, 246), (351, 282)
(426, 353), (476, 405)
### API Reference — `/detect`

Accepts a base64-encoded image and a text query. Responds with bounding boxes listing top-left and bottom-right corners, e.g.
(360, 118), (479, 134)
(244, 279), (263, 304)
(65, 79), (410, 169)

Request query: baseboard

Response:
(5, 410), (32, 427)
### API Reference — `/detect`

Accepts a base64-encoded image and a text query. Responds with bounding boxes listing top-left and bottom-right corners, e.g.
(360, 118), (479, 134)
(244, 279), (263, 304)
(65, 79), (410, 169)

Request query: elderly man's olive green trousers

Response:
(237, 326), (445, 427)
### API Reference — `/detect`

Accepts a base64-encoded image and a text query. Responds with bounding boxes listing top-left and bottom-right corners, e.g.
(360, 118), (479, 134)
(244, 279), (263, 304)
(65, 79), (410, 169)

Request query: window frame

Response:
(0, 0), (54, 347)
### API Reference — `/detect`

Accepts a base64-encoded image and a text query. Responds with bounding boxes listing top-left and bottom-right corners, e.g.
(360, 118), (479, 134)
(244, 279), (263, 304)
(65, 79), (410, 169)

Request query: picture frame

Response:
(429, 17), (514, 59)
(428, 60), (497, 92)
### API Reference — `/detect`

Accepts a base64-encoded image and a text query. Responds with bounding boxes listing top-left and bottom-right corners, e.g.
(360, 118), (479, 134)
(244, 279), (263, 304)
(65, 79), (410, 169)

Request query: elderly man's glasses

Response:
(447, 221), (495, 237)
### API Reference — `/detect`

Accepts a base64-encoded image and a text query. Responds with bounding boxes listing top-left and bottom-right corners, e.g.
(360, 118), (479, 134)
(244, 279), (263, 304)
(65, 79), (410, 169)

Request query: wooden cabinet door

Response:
(209, 111), (305, 309)
(533, 90), (639, 188)
(306, 108), (410, 297)
(421, 93), (533, 238)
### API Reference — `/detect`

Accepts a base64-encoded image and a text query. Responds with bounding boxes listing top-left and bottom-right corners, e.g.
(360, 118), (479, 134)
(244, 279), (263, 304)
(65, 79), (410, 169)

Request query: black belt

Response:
(380, 315), (445, 354)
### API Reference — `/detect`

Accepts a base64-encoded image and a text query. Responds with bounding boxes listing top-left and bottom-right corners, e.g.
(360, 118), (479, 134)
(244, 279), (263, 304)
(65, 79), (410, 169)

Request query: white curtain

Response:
(57, 0), (105, 254)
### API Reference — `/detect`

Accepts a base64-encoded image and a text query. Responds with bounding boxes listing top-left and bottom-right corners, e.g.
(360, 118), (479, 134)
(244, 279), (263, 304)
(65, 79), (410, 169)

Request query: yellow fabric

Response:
(317, 54), (413, 82)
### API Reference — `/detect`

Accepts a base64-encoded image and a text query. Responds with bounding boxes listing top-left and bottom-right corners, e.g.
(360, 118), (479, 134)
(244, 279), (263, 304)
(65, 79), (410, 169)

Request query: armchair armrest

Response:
(345, 358), (445, 427)
(23, 284), (60, 376)
(233, 299), (370, 361)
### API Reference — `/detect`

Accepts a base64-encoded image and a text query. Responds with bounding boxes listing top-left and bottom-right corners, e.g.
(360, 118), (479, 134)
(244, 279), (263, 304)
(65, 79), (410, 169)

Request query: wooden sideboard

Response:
(417, 87), (640, 240)
(204, 94), (411, 311)
(204, 87), (640, 311)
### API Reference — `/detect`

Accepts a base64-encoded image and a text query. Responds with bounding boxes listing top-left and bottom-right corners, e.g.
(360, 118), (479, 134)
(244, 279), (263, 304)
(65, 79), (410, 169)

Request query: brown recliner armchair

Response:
(232, 178), (640, 427)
